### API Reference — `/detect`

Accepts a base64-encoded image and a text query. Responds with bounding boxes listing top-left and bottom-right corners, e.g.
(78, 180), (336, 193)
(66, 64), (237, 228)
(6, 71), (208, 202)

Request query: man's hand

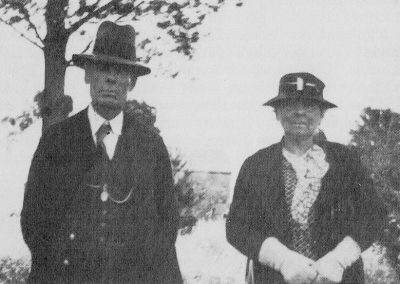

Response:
(258, 237), (318, 284)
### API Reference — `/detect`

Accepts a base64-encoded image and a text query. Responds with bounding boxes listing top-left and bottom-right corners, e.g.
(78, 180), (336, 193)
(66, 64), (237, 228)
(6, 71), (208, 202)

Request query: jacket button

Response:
(69, 233), (75, 240)
(63, 259), (69, 266)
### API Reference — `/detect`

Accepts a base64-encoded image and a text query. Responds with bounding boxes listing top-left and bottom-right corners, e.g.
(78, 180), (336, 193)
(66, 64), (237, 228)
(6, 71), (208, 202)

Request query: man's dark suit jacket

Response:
(21, 108), (182, 283)
(226, 140), (387, 284)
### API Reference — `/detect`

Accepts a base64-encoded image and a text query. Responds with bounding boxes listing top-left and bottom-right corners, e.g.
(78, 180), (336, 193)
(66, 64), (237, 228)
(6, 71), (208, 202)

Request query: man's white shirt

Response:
(87, 104), (123, 159)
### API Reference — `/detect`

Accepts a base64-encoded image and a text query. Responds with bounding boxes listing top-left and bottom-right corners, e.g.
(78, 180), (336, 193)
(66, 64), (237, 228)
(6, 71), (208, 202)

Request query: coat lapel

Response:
(68, 108), (98, 177)
(315, 142), (341, 208)
(114, 114), (153, 197)
(258, 143), (292, 239)
(53, 108), (98, 205)
(263, 143), (284, 207)
(117, 113), (142, 163)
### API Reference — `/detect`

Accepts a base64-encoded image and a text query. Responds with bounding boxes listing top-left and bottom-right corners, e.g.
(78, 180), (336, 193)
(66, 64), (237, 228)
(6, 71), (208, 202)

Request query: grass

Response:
(177, 218), (246, 283)
(177, 218), (399, 284)
(1, 218), (399, 283)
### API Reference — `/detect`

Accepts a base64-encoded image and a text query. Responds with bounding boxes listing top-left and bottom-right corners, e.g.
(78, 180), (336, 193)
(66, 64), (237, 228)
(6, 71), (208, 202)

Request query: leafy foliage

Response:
(1, 92), (41, 136)
(170, 151), (204, 233)
(0, 0), (235, 62)
(0, 257), (30, 284)
(125, 99), (158, 132)
(349, 107), (400, 275)
(0, 0), (243, 130)
(1, 106), (39, 135)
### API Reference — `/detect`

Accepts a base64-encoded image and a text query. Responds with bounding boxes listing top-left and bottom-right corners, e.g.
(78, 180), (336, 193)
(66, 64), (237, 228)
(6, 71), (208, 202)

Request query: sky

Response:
(1, 0), (400, 173)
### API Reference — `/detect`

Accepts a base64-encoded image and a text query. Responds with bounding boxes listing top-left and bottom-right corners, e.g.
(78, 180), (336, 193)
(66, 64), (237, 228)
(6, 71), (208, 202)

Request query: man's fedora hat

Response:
(72, 21), (151, 76)
(263, 72), (337, 109)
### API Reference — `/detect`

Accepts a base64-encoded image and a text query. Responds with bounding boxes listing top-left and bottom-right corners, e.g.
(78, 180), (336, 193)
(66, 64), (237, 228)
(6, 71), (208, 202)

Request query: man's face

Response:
(275, 100), (324, 138)
(85, 62), (136, 114)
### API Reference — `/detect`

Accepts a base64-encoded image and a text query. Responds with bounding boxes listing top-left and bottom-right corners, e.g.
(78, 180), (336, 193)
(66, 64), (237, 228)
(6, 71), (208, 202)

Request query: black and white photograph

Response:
(0, 0), (400, 283)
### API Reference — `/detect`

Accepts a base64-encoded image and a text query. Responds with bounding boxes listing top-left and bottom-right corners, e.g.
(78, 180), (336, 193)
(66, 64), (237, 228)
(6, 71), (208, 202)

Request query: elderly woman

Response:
(226, 72), (386, 284)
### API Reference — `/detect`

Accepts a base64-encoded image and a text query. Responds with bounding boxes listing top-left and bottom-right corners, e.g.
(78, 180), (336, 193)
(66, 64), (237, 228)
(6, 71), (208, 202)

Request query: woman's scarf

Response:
(282, 144), (330, 227)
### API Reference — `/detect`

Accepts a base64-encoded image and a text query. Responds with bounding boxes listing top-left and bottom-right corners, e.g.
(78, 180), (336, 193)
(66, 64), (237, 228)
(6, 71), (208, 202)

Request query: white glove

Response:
(312, 236), (361, 283)
(258, 237), (318, 284)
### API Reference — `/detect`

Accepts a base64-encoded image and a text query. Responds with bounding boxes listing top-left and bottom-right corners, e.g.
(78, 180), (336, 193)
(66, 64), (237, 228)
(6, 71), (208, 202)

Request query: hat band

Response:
(280, 87), (320, 98)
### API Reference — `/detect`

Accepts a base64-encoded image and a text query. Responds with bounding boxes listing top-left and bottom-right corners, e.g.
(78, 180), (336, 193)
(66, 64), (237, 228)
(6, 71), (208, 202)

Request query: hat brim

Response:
(263, 96), (337, 109)
(72, 54), (151, 77)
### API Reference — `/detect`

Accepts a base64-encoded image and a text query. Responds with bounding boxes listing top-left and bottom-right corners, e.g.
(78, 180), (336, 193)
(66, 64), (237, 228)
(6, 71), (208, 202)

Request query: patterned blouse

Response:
(282, 144), (330, 260)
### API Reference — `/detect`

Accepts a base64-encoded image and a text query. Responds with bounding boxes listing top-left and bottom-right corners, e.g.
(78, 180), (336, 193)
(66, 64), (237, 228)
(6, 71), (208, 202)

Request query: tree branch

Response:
(66, 39), (93, 67)
(67, 0), (100, 19)
(80, 39), (93, 54)
(17, 3), (43, 43)
(115, 13), (129, 23)
(24, 12), (42, 43)
(0, 17), (43, 49)
(2, 0), (44, 44)
(115, 1), (143, 22)
(67, 0), (118, 35)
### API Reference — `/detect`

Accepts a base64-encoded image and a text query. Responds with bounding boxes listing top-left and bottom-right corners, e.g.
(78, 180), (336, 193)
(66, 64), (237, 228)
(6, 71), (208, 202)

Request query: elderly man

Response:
(226, 72), (386, 284)
(21, 21), (182, 283)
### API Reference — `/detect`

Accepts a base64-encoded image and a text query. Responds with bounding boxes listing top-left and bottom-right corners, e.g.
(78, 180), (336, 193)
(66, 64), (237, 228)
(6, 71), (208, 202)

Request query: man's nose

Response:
(105, 69), (118, 84)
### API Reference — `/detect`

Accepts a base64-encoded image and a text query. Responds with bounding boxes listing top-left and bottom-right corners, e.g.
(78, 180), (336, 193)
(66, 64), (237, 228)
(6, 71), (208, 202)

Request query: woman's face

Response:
(275, 100), (324, 138)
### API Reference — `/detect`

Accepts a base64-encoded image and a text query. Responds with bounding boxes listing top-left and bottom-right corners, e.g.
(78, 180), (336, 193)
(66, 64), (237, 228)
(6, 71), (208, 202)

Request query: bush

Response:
(170, 151), (205, 233)
(363, 244), (399, 284)
(0, 257), (30, 284)
(349, 107), (400, 275)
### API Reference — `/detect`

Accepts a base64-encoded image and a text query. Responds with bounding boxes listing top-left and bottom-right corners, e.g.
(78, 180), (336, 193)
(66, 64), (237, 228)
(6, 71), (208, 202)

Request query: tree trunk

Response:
(39, 0), (72, 132)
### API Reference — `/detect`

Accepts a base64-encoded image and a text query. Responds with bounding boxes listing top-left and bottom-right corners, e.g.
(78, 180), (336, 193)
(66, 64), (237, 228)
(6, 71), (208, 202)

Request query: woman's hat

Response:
(72, 21), (151, 76)
(263, 72), (337, 109)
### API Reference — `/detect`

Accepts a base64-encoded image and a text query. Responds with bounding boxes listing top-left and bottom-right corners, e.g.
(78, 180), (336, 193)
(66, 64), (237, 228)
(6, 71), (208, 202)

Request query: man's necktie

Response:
(96, 121), (111, 151)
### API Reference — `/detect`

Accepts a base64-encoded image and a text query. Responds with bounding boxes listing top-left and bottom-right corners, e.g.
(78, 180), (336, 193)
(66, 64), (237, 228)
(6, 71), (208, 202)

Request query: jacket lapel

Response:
(263, 143), (285, 207)
(114, 114), (150, 196)
(117, 113), (141, 161)
(258, 143), (292, 239)
(54, 108), (97, 204)
(75, 108), (98, 169)
(315, 142), (341, 208)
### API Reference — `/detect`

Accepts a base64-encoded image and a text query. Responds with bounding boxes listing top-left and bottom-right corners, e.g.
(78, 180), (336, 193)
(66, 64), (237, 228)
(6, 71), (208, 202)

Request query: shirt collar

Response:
(87, 104), (123, 141)
(282, 144), (329, 179)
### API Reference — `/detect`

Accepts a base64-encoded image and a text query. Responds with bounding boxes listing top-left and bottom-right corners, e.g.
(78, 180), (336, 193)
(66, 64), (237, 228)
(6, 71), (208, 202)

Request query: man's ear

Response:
(129, 76), (138, 91)
(274, 108), (280, 121)
(84, 63), (92, 84)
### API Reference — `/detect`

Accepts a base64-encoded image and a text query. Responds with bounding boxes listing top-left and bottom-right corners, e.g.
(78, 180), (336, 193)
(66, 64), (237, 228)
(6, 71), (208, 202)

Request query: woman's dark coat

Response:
(226, 140), (386, 284)
(21, 108), (182, 283)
